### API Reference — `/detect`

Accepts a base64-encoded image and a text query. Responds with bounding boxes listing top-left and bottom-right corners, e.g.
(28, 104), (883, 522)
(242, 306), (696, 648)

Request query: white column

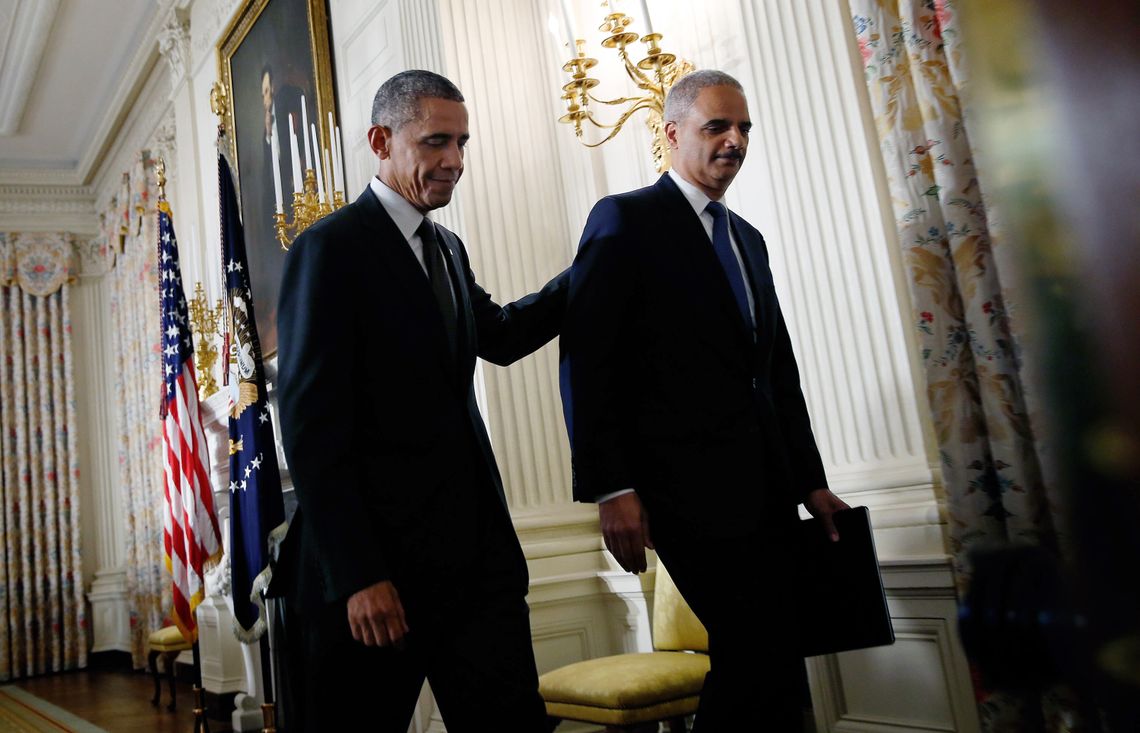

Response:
(74, 275), (131, 653)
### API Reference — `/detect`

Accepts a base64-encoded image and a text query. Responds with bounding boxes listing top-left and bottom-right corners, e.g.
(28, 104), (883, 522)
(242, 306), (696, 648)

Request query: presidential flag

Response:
(220, 152), (286, 642)
(159, 198), (223, 643)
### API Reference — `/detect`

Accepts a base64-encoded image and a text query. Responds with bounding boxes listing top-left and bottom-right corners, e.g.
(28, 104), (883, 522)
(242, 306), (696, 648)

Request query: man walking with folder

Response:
(560, 69), (848, 730)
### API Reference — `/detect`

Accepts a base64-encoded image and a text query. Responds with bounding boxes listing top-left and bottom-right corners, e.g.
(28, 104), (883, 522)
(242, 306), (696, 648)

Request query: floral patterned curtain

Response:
(0, 232), (88, 681)
(849, 1), (1076, 729)
(101, 153), (169, 668)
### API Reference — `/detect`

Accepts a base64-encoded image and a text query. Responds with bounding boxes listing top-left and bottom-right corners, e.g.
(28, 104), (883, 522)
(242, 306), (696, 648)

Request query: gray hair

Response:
(370, 70), (465, 130)
(663, 70), (745, 123)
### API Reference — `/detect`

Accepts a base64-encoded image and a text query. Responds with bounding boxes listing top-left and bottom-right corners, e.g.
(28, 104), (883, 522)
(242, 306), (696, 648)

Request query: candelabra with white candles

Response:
(270, 97), (347, 251)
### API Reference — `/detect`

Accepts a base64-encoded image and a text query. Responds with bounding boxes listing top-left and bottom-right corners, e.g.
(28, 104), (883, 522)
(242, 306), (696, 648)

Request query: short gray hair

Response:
(370, 70), (465, 130)
(663, 70), (744, 123)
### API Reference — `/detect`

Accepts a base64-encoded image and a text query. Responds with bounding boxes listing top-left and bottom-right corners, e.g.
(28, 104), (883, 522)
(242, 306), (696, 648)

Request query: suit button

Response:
(752, 377), (758, 390)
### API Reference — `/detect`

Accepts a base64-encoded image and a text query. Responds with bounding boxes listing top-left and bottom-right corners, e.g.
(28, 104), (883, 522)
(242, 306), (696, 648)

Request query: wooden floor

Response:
(16, 668), (233, 733)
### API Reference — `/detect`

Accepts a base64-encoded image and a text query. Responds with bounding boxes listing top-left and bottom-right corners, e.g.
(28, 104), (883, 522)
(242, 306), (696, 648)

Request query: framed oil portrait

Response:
(217, 0), (338, 357)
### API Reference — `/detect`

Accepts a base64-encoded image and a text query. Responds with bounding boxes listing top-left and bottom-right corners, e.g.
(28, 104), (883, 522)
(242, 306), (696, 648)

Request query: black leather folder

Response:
(796, 506), (895, 657)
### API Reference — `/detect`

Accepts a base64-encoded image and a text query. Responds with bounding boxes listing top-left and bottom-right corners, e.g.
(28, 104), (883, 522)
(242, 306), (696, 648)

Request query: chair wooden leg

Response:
(148, 650), (161, 707)
(165, 651), (178, 712)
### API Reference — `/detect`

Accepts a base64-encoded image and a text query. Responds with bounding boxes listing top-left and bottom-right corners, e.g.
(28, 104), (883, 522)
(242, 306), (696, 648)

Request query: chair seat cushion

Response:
(540, 651), (709, 725)
(147, 625), (191, 652)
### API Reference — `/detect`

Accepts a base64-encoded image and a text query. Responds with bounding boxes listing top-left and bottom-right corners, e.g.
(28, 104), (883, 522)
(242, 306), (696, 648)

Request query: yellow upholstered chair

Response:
(540, 562), (709, 732)
(147, 625), (192, 712)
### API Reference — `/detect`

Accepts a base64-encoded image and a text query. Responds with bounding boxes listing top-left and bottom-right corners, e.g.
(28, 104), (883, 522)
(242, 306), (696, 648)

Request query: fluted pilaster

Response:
(72, 280), (123, 573)
(436, 0), (575, 510)
(729, 0), (931, 494)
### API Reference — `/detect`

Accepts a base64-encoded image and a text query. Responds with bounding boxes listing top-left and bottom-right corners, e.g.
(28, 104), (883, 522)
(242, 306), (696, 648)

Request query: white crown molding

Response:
(0, 183), (97, 232)
(0, 0), (62, 136)
(0, 167), (84, 186)
(0, 184), (95, 213)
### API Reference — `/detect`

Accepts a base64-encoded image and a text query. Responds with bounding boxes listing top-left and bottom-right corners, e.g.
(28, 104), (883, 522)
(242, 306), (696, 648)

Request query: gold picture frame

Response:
(216, 0), (338, 357)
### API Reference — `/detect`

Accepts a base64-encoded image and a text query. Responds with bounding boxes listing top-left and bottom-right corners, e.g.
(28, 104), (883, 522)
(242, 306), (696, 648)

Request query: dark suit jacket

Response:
(271, 187), (566, 612)
(559, 173), (826, 536)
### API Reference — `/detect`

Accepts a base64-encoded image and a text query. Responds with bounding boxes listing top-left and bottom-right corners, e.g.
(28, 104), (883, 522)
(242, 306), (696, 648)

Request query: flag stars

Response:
(244, 465), (252, 478)
(258, 410), (269, 425)
(251, 454), (263, 470)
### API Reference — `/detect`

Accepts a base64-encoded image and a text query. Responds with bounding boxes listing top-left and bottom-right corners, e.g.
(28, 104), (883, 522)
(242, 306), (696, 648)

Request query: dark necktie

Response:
(705, 201), (754, 329)
(417, 218), (459, 361)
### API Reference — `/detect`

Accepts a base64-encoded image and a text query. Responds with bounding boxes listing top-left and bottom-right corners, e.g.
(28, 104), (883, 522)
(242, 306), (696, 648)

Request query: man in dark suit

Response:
(273, 70), (565, 731)
(560, 69), (849, 730)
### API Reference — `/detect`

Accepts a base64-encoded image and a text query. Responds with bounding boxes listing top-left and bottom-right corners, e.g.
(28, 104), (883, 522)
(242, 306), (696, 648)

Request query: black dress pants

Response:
(285, 487), (549, 732)
(648, 502), (810, 733)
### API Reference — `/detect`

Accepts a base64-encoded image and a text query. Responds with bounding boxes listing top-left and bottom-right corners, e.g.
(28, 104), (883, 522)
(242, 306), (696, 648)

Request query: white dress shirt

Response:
(369, 175), (432, 276)
(597, 170), (756, 505)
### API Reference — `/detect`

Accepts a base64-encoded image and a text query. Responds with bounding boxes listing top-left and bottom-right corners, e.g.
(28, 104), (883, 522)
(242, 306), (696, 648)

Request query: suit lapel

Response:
(654, 175), (754, 343)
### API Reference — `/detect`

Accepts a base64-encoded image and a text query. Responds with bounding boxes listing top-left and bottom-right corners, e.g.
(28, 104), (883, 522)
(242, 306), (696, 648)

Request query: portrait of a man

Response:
(227, 0), (332, 356)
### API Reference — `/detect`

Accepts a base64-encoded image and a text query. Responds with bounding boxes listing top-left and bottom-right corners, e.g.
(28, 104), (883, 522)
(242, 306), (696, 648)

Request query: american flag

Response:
(159, 199), (222, 643)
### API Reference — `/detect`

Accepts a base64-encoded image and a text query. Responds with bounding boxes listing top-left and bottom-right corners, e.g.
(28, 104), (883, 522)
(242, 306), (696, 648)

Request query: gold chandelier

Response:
(555, 2), (693, 172)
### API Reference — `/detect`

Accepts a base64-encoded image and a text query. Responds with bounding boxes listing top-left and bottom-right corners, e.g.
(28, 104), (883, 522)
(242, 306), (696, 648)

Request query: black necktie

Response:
(417, 218), (459, 361)
(705, 201), (754, 329)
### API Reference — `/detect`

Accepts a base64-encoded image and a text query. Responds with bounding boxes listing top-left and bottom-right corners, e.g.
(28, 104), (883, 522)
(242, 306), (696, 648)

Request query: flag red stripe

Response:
(161, 359), (221, 641)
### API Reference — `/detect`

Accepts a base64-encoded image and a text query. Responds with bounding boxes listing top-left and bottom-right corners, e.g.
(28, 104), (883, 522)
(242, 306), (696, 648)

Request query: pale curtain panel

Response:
(849, 1), (1077, 729)
(106, 153), (169, 668)
(0, 232), (88, 681)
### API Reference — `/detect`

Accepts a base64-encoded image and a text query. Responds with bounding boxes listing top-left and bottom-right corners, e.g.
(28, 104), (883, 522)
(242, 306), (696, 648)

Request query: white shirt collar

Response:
(668, 168), (724, 218)
(369, 176), (427, 242)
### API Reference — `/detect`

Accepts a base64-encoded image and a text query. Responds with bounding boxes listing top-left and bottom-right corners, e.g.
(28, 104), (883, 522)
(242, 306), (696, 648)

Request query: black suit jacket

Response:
(559, 174), (826, 535)
(271, 187), (566, 611)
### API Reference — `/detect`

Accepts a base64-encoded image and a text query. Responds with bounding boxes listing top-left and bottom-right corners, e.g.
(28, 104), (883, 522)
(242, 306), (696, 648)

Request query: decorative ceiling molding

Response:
(0, 0), (61, 136)
(0, 184), (95, 213)
(0, 183), (97, 233)
(73, 3), (170, 186)
(0, 166), (83, 186)
(157, 7), (191, 91)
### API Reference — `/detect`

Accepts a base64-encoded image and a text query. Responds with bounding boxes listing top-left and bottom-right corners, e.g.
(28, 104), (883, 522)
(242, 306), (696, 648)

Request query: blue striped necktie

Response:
(704, 200), (753, 328)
